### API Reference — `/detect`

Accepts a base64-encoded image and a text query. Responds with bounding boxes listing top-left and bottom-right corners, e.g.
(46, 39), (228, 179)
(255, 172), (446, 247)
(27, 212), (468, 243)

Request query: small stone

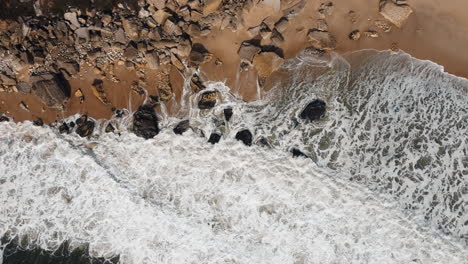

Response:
(364, 30), (379, 38)
(198, 90), (218, 110)
(91, 79), (110, 105)
(299, 99), (326, 121)
(173, 120), (190, 135)
(19, 101), (29, 112)
(33, 118), (44, 126)
(208, 132), (221, 144)
(349, 30), (361, 40)
(235, 129), (253, 146)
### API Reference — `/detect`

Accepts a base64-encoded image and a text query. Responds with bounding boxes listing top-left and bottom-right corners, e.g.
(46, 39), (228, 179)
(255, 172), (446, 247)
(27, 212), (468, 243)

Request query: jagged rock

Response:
(0, 74), (16, 87)
(349, 30), (361, 40)
(189, 44), (212, 66)
(57, 60), (80, 75)
(204, 0), (222, 15)
(299, 99), (326, 121)
(64, 12), (80, 28)
(114, 28), (126, 44)
(122, 18), (139, 40)
(163, 19), (182, 36)
(291, 148), (308, 158)
(274, 17), (288, 33)
(145, 52), (159, 69)
(208, 132), (221, 144)
(173, 120), (190, 135)
(190, 74), (205, 92)
(379, 0), (413, 28)
(235, 129), (253, 146)
(238, 42), (261, 62)
(105, 123), (115, 133)
(316, 19), (328, 31)
(148, 0), (166, 9)
(16, 82), (31, 93)
(224, 108), (233, 121)
(75, 115), (95, 138)
(133, 104), (159, 139)
(31, 73), (71, 109)
(307, 29), (336, 50)
(124, 42), (138, 59)
(270, 29), (285, 46)
(253, 52), (284, 78)
(198, 90), (218, 109)
(152, 9), (169, 25)
(283, 0), (306, 17)
(318, 1), (334, 16)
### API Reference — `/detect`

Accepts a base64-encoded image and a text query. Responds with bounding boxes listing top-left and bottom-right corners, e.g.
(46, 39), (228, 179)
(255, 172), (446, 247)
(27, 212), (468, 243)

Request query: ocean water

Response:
(0, 50), (467, 263)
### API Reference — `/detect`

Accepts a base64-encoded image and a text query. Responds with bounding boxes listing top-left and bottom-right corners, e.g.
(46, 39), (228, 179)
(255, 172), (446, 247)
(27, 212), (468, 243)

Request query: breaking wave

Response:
(0, 50), (467, 263)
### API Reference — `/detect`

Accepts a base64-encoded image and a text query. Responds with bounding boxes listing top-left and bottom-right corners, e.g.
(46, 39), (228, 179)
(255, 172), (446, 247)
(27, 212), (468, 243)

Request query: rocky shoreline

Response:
(0, 0), (466, 127)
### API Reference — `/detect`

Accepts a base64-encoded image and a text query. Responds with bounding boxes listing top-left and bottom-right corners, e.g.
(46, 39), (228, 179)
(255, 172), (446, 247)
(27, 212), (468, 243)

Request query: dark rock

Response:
(208, 132), (221, 144)
(291, 148), (308, 158)
(224, 108), (233, 121)
(256, 136), (271, 147)
(299, 99), (326, 121)
(0, 115), (9, 122)
(235, 129), (253, 146)
(31, 73), (71, 109)
(58, 122), (70, 134)
(133, 104), (159, 139)
(75, 115), (95, 138)
(1, 236), (119, 264)
(115, 109), (125, 118)
(173, 120), (190, 135)
(198, 91), (218, 110)
(33, 118), (44, 126)
(105, 123), (115, 133)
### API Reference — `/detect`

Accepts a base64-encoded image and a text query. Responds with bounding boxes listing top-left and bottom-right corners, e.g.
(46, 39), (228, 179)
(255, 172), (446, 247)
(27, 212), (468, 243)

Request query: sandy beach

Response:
(0, 0), (467, 123)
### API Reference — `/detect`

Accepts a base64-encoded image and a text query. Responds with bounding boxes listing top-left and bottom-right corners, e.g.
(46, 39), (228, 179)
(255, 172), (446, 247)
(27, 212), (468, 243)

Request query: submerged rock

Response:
(208, 132), (222, 144)
(235, 129), (253, 146)
(58, 122), (70, 134)
(173, 120), (190, 135)
(75, 115), (95, 138)
(0, 115), (10, 122)
(198, 91), (218, 110)
(133, 104), (159, 139)
(300, 99), (326, 121)
(291, 148), (308, 158)
(33, 118), (44, 126)
(105, 123), (115, 133)
(1, 236), (119, 264)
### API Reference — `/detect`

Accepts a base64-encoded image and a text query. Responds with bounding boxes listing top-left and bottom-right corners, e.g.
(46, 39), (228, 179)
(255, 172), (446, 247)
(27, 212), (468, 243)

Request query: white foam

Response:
(0, 122), (467, 263)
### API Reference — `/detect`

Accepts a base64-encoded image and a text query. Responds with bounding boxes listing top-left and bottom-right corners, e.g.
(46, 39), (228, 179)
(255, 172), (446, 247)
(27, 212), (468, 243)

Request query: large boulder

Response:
(133, 104), (160, 139)
(253, 52), (284, 78)
(238, 42), (261, 62)
(31, 73), (71, 109)
(379, 0), (413, 28)
(299, 99), (326, 121)
(75, 115), (95, 138)
(235, 129), (253, 146)
(307, 29), (336, 50)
